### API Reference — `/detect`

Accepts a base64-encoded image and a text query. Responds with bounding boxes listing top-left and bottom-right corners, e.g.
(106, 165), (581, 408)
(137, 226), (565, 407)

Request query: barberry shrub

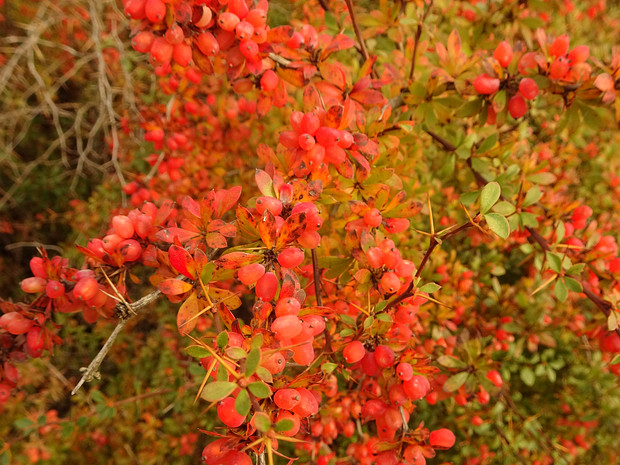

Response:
(1, 0), (620, 464)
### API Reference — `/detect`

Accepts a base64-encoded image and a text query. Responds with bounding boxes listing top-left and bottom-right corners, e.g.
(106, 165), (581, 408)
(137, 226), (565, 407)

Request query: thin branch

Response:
(344, 0), (375, 77)
(312, 249), (333, 355)
(408, 0), (434, 81)
(71, 288), (162, 395)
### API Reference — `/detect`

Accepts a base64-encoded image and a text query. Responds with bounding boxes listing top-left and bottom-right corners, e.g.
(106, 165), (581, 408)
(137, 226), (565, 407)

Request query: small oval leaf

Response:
(200, 381), (237, 402)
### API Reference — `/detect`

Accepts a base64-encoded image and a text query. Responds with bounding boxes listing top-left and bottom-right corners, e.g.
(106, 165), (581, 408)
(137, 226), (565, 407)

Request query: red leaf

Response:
(155, 227), (199, 244)
(236, 205), (259, 239)
(215, 186), (242, 218)
(168, 245), (196, 279)
(258, 210), (277, 249)
(177, 292), (200, 336)
(318, 62), (347, 90)
(321, 34), (355, 58)
(267, 25), (294, 43)
(335, 158), (354, 178)
(159, 278), (193, 296)
(182, 196), (200, 218)
(206, 232), (228, 249)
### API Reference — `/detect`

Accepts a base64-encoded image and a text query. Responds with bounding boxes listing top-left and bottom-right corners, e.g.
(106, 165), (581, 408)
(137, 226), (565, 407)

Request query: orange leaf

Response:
(276, 213), (307, 250)
(159, 278), (193, 296)
(156, 227), (200, 244)
(177, 292), (200, 336)
(258, 210), (277, 249)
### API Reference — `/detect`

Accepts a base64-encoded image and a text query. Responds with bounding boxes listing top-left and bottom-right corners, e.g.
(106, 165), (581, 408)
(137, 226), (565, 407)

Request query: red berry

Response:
(132, 31), (155, 53)
(172, 43), (192, 67)
(21, 277), (47, 294)
(549, 34), (569, 57)
(228, 0), (249, 19)
(429, 428), (456, 448)
(112, 215), (135, 239)
(150, 37), (173, 64)
(396, 362), (413, 381)
(298, 133), (316, 151)
(46, 280), (65, 299)
(272, 315), (303, 340)
(403, 375), (430, 400)
(0, 312), (34, 335)
(260, 70), (279, 91)
(363, 208), (382, 228)
(518, 78), (539, 100)
(256, 196), (283, 216)
(493, 41), (513, 67)
(255, 272), (278, 300)
(238, 263), (266, 285)
(124, 0), (146, 20)
(277, 248), (305, 269)
(26, 326), (45, 357)
(262, 351), (286, 374)
(366, 247), (384, 269)
(508, 94), (527, 119)
(477, 386), (490, 404)
(165, 24), (184, 45)
(374, 345), (395, 368)
(0, 382), (12, 403)
(380, 271), (400, 293)
(201, 439), (227, 464)
(196, 32), (219, 56)
(218, 12), (240, 31)
(246, 9), (267, 28)
(343, 340), (366, 364)
(275, 297), (301, 317)
(298, 230), (321, 249)
(384, 218), (410, 233)
(145, 0), (165, 23)
(291, 388), (319, 417)
(486, 369), (503, 387)
(119, 239), (142, 261)
(73, 277), (99, 301)
(217, 397), (245, 427)
(274, 388), (301, 410)
(473, 73), (500, 95)
(235, 21), (254, 41)
(239, 40), (259, 61)
(219, 451), (253, 465)
(193, 5), (213, 28)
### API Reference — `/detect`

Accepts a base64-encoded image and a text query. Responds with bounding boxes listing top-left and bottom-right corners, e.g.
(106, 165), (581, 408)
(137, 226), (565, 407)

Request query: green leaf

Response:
(13, 418), (34, 430)
(485, 213), (510, 239)
(476, 133), (498, 154)
(437, 355), (467, 369)
(460, 191), (480, 206)
(61, 422), (75, 438)
(248, 381), (271, 399)
(216, 332), (229, 349)
(235, 389), (251, 417)
(527, 172), (556, 185)
(253, 412), (272, 433)
(457, 98), (483, 117)
(547, 253), (562, 273)
(245, 348), (261, 377)
(522, 186), (542, 207)
(492, 201), (515, 216)
(275, 419), (294, 432)
(480, 182), (501, 215)
(443, 372), (469, 392)
(322, 362), (338, 373)
(520, 367), (535, 387)
(364, 316), (374, 329)
(201, 381), (237, 402)
(566, 263), (585, 275)
(554, 279), (568, 303)
(376, 312), (392, 322)
(186, 346), (210, 358)
(251, 333), (263, 350)
(419, 282), (441, 293)
(77, 416), (88, 428)
(225, 347), (247, 360)
(564, 277), (582, 293)
(200, 262), (215, 285)
(91, 391), (105, 404)
(256, 366), (273, 384)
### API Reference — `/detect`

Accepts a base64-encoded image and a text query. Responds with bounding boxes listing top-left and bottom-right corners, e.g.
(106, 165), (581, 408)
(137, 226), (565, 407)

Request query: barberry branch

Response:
(71, 288), (162, 395)
(408, 0), (434, 81)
